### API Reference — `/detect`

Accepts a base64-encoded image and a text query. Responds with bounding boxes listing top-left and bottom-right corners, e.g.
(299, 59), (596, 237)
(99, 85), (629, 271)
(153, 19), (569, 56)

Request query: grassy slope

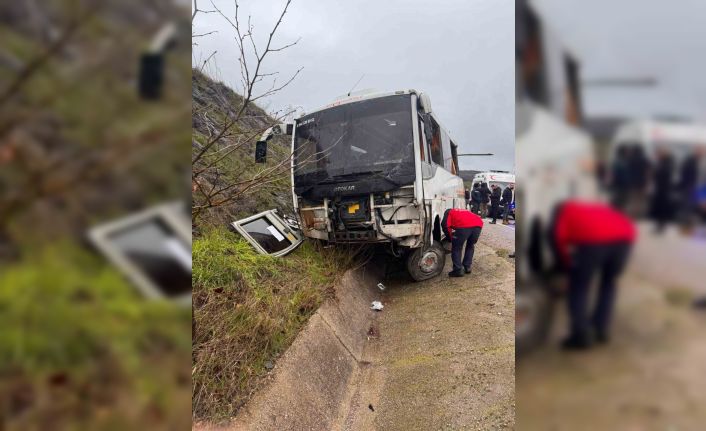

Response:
(191, 72), (356, 420)
(0, 6), (192, 430)
(192, 229), (352, 419)
(0, 245), (192, 430)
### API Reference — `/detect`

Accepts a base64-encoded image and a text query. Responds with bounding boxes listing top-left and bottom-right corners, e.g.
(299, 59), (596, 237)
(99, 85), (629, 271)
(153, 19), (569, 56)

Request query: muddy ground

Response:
(516, 225), (706, 431)
(343, 222), (516, 430)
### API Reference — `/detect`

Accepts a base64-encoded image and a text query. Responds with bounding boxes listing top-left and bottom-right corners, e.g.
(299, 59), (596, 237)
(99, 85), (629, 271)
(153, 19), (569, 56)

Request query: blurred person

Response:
(501, 183), (514, 224)
(489, 183), (501, 224)
(650, 148), (675, 232)
(442, 207), (484, 277)
(677, 147), (704, 227)
(480, 182), (491, 217)
(627, 145), (651, 217)
(464, 187), (471, 209)
(610, 146), (631, 210)
(550, 201), (636, 350)
(471, 182), (482, 214)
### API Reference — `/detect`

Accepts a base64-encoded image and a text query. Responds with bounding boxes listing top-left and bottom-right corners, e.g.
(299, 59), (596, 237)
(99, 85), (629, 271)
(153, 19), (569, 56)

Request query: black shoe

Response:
(489, 221), (497, 224)
(464, 267), (471, 274)
(448, 270), (464, 278)
(561, 333), (592, 351)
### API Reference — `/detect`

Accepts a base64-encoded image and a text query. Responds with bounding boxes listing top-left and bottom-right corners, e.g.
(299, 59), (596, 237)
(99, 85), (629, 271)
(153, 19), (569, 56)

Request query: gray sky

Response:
(193, 0), (515, 172)
(532, 0), (706, 121)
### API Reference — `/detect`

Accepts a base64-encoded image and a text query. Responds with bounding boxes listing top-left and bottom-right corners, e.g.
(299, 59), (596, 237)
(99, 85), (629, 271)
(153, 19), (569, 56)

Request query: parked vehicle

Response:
(472, 171), (515, 190)
(610, 119), (706, 164)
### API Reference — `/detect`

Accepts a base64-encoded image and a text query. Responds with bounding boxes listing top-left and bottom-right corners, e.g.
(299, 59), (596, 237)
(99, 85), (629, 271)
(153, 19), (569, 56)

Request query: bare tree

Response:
(191, 0), (304, 219)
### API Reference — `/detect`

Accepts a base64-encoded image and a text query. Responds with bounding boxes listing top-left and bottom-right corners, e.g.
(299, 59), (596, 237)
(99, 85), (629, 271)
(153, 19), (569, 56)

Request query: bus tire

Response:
(406, 242), (446, 281)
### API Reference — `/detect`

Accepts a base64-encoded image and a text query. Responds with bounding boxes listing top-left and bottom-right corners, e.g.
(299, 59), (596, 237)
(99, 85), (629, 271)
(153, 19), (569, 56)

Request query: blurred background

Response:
(0, 0), (192, 429)
(515, 0), (706, 429)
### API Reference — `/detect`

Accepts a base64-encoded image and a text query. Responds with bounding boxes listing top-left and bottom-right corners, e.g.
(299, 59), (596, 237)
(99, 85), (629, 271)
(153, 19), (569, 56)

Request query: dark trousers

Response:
(567, 242), (632, 338)
(470, 201), (480, 214)
(451, 227), (482, 272)
(490, 203), (499, 222)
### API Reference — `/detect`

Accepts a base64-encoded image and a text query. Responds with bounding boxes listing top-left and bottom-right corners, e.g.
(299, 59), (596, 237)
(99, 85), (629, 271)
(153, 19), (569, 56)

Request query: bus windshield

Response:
(293, 94), (415, 186)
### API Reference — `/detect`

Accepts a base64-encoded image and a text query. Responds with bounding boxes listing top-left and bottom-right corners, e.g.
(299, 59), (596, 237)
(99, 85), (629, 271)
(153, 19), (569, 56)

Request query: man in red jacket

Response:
(551, 200), (636, 350)
(442, 208), (484, 277)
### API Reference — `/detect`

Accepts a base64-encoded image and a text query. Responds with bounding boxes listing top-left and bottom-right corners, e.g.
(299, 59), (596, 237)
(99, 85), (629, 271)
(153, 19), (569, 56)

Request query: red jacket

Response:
(553, 201), (636, 265)
(443, 208), (483, 237)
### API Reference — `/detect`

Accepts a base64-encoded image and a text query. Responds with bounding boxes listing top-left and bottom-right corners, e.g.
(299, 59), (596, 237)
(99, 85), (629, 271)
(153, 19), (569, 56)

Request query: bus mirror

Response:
(138, 53), (164, 100)
(255, 141), (267, 163)
(419, 93), (433, 114)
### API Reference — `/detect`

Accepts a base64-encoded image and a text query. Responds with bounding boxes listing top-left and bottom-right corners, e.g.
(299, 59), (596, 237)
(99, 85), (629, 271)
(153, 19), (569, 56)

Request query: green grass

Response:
(192, 227), (354, 420)
(0, 244), (192, 429)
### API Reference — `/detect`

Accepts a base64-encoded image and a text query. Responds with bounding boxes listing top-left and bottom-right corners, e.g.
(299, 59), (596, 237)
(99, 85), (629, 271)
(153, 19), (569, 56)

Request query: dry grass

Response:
(191, 227), (361, 420)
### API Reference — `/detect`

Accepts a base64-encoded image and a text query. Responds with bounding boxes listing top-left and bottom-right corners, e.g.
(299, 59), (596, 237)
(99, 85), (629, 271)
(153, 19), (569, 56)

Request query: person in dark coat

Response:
(470, 183), (482, 214)
(442, 208), (483, 277)
(650, 149), (675, 232)
(550, 200), (636, 350)
(501, 183), (514, 224)
(464, 188), (471, 209)
(610, 146), (631, 210)
(479, 182), (491, 217)
(627, 145), (650, 217)
(678, 148), (704, 224)
(489, 184), (501, 224)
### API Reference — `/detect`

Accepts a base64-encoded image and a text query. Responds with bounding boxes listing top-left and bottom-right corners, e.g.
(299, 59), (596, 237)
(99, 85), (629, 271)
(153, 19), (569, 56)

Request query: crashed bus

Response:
(256, 90), (465, 280)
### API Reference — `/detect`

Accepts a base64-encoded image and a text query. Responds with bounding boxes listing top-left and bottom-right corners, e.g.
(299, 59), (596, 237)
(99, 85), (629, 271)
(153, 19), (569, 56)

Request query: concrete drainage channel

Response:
(200, 264), (384, 431)
(196, 225), (517, 430)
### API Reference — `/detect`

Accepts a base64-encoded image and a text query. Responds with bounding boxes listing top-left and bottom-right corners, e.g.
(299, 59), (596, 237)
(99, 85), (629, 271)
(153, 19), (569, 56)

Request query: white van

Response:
(472, 171), (515, 189)
(610, 119), (706, 163)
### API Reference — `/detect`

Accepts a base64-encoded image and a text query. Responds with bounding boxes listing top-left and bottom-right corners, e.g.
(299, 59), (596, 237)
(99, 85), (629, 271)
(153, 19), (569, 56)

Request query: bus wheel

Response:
(406, 243), (446, 281)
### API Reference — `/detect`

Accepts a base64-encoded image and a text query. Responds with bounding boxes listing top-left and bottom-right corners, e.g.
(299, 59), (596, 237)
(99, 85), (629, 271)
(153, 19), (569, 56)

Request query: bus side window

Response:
(450, 141), (459, 174)
(429, 118), (443, 165)
(417, 116), (428, 162)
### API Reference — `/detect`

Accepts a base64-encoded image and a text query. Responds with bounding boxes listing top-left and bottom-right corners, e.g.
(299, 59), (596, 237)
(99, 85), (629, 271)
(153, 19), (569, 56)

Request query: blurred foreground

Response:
(0, 1), (191, 429)
(516, 0), (706, 429)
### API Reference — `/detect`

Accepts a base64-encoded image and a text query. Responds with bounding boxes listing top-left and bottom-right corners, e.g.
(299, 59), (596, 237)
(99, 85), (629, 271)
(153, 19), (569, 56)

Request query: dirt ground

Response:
(343, 222), (516, 430)
(516, 225), (706, 431)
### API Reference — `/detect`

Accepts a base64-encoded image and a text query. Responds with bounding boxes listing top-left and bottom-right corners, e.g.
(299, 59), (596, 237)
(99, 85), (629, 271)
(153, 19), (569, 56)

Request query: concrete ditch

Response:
(196, 224), (516, 430)
(195, 264), (383, 431)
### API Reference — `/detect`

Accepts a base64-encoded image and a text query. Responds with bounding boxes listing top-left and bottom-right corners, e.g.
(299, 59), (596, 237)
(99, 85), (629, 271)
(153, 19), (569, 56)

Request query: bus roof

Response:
(300, 89), (419, 118)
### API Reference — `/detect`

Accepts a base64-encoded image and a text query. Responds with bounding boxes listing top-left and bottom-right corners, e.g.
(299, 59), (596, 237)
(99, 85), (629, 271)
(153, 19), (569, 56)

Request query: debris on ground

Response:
(377, 282), (386, 291)
(264, 361), (274, 370)
(370, 301), (384, 311)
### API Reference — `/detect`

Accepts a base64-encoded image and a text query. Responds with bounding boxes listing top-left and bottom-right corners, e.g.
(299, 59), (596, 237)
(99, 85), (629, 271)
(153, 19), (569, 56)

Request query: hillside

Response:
(0, 3), (192, 430)
(192, 69), (293, 225)
(191, 71), (358, 421)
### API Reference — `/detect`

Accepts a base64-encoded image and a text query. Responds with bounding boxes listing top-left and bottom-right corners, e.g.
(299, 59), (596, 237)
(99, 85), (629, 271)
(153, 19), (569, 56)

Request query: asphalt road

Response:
(343, 222), (516, 430)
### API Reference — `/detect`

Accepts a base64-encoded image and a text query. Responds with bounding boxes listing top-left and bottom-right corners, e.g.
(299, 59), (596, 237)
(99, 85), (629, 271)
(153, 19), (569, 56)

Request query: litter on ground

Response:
(370, 301), (384, 311)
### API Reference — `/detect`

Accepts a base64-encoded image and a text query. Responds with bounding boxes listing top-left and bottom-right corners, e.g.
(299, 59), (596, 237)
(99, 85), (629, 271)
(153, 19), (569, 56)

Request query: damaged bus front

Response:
(289, 90), (464, 280)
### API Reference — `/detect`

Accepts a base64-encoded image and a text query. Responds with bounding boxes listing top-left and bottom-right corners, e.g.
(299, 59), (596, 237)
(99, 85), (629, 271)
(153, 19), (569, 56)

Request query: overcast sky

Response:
(193, 0), (515, 172)
(532, 0), (706, 121)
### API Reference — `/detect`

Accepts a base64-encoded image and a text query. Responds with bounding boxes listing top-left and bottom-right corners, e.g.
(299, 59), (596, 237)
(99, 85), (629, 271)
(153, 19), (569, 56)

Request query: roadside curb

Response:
(195, 265), (381, 431)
